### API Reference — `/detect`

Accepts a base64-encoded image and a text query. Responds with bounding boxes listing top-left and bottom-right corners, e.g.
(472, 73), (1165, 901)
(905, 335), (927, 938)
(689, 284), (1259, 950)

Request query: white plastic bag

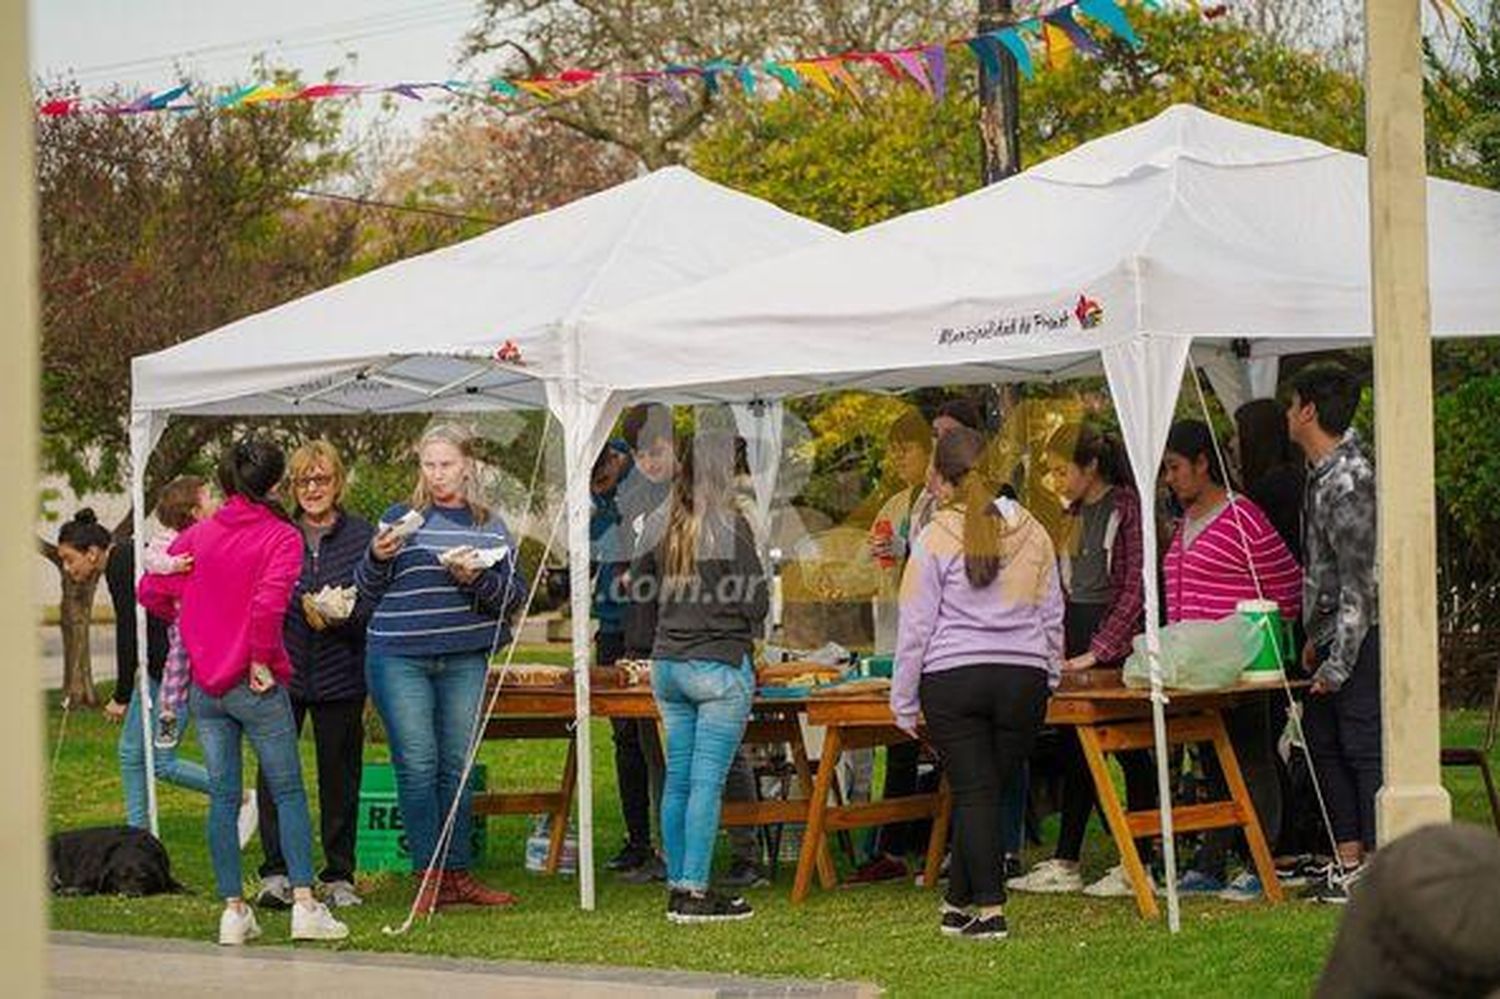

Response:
(1123, 615), (1262, 691)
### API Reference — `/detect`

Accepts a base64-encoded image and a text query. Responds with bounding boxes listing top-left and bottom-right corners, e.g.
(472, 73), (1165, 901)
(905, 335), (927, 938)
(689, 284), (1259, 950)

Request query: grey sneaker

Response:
(620, 854), (667, 884)
(720, 859), (770, 889)
(256, 874), (293, 910)
(321, 879), (363, 908)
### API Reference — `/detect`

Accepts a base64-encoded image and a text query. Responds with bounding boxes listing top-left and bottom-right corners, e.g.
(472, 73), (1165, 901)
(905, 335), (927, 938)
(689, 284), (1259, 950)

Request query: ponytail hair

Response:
(933, 427), (1003, 589)
(217, 436), (290, 521)
(58, 508), (112, 552)
(1057, 424), (1133, 489)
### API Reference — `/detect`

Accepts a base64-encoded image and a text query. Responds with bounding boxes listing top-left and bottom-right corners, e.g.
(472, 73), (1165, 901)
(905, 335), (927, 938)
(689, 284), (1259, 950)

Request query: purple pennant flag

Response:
(891, 50), (933, 96)
(1047, 6), (1104, 57)
(659, 75), (691, 106)
(923, 44), (948, 103)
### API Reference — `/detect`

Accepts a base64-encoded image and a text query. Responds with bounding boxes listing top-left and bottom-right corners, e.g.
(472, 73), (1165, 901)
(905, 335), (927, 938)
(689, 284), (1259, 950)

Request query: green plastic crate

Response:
(356, 762), (488, 873)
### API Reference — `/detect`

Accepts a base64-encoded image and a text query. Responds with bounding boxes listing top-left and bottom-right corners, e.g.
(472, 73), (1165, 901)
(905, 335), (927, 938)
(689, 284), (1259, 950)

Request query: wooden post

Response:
(977, 0), (1021, 184)
(1364, 0), (1452, 841)
(0, 0), (46, 991)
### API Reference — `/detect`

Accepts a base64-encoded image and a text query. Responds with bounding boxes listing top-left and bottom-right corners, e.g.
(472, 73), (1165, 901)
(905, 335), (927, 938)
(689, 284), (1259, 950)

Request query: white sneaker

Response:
(237, 792), (258, 849)
(321, 880), (363, 908)
(1005, 859), (1083, 894)
(291, 900), (349, 941)
(1083, 863), (1153, 898)
(218, 904), (261, 946)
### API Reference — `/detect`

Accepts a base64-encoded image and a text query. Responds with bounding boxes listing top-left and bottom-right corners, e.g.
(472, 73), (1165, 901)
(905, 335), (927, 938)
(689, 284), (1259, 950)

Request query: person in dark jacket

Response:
(634, 429), (770, 924)
(254, 441), (375, 910)
(1234, 398), (1305, 562)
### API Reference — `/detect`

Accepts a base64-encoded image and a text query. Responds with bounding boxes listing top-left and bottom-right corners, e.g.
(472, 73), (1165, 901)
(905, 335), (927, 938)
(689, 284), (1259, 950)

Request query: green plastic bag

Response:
(1123, 615), (1262, 691)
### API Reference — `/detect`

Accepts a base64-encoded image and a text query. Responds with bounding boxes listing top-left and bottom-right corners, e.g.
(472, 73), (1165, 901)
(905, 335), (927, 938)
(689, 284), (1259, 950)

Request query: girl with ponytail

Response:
(1008, 426), (1154, 898)
(889, 426), (1063, 942)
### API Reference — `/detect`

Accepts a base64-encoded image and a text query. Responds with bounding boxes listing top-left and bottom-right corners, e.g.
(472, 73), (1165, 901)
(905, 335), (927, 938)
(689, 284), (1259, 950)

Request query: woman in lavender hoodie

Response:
(890, 427), (1063, 942)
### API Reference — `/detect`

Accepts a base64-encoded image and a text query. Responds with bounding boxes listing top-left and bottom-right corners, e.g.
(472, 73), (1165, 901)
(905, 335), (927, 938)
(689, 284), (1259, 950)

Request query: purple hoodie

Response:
(890, 502), (1064, 731)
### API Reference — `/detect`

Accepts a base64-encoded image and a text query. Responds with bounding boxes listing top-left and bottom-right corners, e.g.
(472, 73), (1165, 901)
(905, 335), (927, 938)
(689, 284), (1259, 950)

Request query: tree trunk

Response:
(60, 571), (100, 706)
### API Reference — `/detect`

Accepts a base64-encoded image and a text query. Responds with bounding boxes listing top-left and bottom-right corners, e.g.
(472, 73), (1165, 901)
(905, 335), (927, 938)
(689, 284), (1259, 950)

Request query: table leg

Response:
(922, 774), (951, 890)
(792, 725), (843, 904)
(1077, 724), (1160, 919)
(1208, 711), (1283, 903)
(546, 738), (579, 875)
(790, 731), (838, 890)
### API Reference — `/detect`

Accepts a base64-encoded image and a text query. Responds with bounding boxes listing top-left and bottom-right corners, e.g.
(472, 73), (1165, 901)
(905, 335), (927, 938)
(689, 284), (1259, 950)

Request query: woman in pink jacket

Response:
(140, 438), (347, 946)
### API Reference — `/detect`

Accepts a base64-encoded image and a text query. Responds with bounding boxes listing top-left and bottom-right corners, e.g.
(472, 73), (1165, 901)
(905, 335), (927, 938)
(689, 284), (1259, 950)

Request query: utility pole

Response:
(978, 0), (1021, 184)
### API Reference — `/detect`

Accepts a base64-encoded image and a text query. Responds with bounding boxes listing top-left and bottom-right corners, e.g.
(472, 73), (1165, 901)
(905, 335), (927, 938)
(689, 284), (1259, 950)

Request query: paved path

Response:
(50, 932), (877, 998)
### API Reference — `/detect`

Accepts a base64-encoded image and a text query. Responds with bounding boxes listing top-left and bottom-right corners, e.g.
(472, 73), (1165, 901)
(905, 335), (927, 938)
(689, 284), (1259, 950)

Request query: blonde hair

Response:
(664, 431), (735, 582)
(411, 423), (490, 524)
(285, 440), (347, 516)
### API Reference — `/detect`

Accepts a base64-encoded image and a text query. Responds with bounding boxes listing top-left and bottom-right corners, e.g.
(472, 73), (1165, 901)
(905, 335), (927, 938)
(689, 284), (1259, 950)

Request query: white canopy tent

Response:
(128, 165), (836, 911)
(579, 103), (1500, 928)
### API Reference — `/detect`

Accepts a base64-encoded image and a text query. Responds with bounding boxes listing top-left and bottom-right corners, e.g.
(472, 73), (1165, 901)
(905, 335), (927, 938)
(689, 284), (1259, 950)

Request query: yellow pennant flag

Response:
(1043, 22), (1075, 69)
(793, 61), (840, 98)
(823, 59), (863, 102)
(242, 83), (295, 104)
(514, 80), (556, 101)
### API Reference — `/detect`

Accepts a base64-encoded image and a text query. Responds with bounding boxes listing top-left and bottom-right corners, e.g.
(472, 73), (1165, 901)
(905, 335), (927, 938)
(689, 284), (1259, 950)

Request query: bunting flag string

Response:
(39, 0), (1151, 118)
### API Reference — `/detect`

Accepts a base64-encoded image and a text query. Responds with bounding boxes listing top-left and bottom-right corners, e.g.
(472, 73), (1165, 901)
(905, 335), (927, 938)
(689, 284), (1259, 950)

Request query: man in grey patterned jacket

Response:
(1287, 364), (1380, 905)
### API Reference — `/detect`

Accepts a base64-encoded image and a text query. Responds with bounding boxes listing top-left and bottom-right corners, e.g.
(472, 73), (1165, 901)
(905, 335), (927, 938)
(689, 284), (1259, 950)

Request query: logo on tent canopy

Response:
(494, 340), (526, 365)
(935, 294), (1105, 347)
(1074, 294), (1104, 330)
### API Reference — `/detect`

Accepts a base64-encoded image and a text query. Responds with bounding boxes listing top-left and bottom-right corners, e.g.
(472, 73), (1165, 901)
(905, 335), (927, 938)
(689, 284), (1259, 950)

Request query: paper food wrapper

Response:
(379, 509), (424, 541)
(439, 545), (511, 571)
(310, 585), (357, 621)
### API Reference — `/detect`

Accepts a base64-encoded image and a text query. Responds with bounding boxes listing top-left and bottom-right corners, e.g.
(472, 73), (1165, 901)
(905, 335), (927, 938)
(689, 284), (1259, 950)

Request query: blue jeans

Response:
(119, 677), (211, 829)
(192, 682), (315, 899)
(366, 651), (487, 872)
(652, 657), (754, 892)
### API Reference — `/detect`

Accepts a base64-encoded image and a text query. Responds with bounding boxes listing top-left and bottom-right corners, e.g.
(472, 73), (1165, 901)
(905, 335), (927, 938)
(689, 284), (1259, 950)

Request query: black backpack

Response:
(49, 825), (184, 897)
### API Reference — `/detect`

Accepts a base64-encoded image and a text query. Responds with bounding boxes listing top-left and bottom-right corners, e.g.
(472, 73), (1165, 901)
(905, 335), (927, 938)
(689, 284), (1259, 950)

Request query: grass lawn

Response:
(45, 659), (1500, 997)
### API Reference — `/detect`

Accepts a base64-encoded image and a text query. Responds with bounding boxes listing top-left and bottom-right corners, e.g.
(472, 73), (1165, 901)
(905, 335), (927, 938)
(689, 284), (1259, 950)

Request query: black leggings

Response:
(920, 664), (1050, 908)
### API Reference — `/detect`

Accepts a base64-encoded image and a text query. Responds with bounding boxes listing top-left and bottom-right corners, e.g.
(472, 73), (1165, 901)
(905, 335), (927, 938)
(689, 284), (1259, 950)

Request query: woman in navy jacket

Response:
(254, 441), (375, 910)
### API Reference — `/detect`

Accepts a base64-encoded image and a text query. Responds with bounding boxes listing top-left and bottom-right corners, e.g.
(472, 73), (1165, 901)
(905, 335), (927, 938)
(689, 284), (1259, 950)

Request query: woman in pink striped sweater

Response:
(1161, 420), (1301, 900)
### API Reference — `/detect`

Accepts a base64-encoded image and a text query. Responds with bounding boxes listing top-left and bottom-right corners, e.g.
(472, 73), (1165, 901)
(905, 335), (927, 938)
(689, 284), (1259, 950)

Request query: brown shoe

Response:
(412, 870), (445, 916)
(438, 870), (518, 908)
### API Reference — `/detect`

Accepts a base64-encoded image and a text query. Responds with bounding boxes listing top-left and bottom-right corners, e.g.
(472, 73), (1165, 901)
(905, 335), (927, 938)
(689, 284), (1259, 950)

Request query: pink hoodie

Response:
(138, 496), (302, 696)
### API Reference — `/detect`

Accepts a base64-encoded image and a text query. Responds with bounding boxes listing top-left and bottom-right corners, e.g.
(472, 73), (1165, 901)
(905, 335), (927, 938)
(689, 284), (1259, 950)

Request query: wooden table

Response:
(798, 681), (1292, 918)
(478, 681), (837, 888)
(796, 695), (951, 904)
(1047, 681), (1292, 918)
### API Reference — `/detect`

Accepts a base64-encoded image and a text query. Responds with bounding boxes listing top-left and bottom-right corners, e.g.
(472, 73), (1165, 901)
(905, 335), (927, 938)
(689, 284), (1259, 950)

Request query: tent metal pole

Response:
(1364, 0), (1451, 840)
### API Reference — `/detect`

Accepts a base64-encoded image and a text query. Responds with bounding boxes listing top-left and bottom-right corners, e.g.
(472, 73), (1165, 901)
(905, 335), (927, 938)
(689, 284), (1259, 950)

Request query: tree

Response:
(461, 1), (967, 168)
(36, 80), (356, 703)
(350, 107), (640, 268)
(691, 7), (1366, 229)
(1426, 3), (1500, 188)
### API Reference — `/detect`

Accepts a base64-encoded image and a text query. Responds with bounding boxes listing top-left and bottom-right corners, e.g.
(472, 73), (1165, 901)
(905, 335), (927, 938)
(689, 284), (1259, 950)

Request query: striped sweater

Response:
(355, 503), (527, 658)
(1163, 496), (1302, 624)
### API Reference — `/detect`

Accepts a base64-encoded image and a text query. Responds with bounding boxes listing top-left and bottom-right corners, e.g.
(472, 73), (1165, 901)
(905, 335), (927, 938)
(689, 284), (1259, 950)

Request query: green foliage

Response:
(36, 71), (353, 495)
(1426, 6), (1500, 187)
(1433, 375), (1500, 556)
(692, 86), (979, 231)
(692, 6), (1366, 229)
(343, 459), (414, 526)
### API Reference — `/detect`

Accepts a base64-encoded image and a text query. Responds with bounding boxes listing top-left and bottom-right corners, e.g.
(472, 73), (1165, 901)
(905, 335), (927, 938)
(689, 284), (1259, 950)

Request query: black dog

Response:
(49, 825), (184, 897)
